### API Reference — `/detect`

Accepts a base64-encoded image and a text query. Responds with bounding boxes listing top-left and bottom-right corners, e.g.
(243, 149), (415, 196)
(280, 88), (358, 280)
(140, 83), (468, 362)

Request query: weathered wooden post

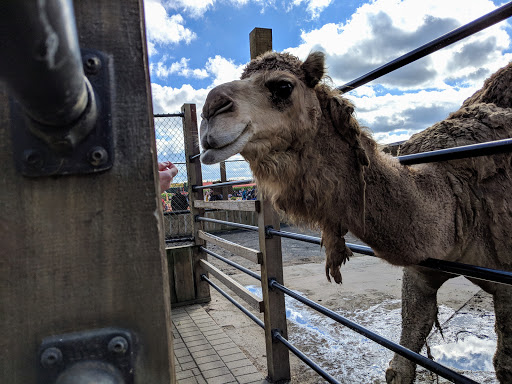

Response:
(182, 103), (210, 303)
(250, 27), (273, 60)
(220, 160), (230, 200)
(1, 1), (175, 382)
(250, 27), (291, 382)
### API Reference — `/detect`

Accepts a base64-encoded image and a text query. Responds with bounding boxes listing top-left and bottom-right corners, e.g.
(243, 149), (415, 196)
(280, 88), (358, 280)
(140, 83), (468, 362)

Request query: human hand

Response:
(158, 161), (178, 193)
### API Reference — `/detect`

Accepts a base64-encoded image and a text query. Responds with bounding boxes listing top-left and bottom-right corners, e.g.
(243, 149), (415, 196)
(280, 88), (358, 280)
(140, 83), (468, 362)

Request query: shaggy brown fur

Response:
(199, 51), (512, 383)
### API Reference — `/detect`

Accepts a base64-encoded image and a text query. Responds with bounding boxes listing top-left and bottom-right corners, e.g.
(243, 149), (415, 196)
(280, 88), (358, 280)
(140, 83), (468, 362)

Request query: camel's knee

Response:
(386, 357), (416, 384)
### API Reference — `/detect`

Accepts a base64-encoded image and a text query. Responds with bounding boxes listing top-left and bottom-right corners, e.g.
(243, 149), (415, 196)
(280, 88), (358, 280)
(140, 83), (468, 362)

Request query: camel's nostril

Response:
(205, 92), (235, 120)
(212, 100), (233, 118)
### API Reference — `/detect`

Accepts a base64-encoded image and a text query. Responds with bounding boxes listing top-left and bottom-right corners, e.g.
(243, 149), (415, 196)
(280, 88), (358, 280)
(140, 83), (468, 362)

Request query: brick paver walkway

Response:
(172, 305), (267, 384)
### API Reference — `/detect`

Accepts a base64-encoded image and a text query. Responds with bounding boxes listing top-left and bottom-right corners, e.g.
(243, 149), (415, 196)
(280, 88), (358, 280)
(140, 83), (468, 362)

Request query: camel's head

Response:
(200, 51), (326, 164)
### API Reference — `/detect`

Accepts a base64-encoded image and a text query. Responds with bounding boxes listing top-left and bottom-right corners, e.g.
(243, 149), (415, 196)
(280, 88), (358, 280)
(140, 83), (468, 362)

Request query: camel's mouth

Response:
(200, 123), (251, 164)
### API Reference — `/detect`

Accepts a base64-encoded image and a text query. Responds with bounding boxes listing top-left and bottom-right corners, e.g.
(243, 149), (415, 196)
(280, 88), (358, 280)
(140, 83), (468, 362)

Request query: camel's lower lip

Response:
(200, 123), (250, 164)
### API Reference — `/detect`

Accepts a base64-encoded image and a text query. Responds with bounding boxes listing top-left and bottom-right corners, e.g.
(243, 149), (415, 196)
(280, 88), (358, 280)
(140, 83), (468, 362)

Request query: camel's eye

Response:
(267, 80), (294, 100)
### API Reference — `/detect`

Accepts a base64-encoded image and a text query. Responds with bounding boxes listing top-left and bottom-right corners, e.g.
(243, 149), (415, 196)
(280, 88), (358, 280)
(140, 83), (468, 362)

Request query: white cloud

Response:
(150, 54), (245, 90)
(163, 0), (273, 19)
(144, 0), (196, 55)
(150, 54), (246, 118)
(290, 0), (333, 19)
(148, 0), (512, 146)
(348, 85), (479, 143)
(151, 83), (210, 114)
(164, 0), (215, 19)
(152, 57), (209, 79)
(287, 0), (511, 90)
(205, 55), (246, 86)
(281, 0), (512, 143)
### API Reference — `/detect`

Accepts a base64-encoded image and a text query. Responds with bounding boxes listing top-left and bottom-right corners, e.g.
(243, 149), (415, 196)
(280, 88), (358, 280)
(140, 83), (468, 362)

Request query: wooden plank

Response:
(194, 199), (260, 212)
(166, 248), (178, 304)
(0, 1), (175, 382)
(167, 246), (195, 303)
(200, 260), (264, 313)
(198, 230), (262, 264)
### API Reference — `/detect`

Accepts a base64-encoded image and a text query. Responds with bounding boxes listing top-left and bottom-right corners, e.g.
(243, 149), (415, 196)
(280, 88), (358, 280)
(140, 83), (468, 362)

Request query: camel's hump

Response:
(400, 62), (512, 156)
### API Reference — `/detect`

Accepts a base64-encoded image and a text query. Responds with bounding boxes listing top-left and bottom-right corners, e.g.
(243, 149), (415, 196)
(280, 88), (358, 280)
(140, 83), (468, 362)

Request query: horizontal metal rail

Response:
(269, 279), (478, 384)
(272, 330), (340, 384)
(1, 0), (89, 126)
(200, 246), (262, 281)
(420, 258), (512, 285)
(337, 2), (512, 93)
(192, 179), (254, 190)
(154, 113), (184, 117)
(165, 236), (194, 243)
(398, 138), (512, 165)
(196, 216), (258, 231)
(201, 274), (264, 328)
(197, 218), (512, 284)
(191, 137), (512, 169)
(266, 228), (512, 285)
(163, 210), (190, 216)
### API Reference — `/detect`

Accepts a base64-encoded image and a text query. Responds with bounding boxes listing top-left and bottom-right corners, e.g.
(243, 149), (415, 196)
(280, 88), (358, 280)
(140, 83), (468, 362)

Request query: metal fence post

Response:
(182, 103), (210, 302)
(258, 194), (291, 382)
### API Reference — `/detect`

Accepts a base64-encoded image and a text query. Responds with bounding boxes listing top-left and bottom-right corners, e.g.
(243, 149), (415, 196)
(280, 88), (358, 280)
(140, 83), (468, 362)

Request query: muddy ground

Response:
(200, 225), (497, 383)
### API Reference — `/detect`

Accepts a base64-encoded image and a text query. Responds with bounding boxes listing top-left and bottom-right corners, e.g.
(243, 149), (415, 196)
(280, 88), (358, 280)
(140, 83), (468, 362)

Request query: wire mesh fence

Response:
(154, 113), (256, 240)
(155, 114), (192, 241)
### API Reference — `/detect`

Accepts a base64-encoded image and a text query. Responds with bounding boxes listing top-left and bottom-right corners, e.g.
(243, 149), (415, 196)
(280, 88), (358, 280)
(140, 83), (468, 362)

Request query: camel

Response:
(199, 51), (512, 383)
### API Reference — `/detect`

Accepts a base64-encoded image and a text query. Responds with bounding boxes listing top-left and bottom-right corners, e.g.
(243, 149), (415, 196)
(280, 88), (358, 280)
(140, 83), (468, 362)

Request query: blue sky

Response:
(145, 0), (512, 181)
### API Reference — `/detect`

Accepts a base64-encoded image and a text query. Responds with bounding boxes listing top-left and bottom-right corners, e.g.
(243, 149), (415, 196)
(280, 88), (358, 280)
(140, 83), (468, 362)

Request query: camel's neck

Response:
(249, 133), (456, 265)
(352, 142), (455, 263)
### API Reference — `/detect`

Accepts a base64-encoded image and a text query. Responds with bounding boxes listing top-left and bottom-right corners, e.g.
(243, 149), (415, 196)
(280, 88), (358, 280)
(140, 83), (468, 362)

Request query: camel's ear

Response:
(301, 52), (325, 88)
(328, 95), (369, 167)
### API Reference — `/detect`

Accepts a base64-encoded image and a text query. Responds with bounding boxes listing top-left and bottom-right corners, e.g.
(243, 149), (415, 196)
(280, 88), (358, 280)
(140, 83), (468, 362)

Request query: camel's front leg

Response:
(386, 266), (452, 384)
(322, 225), (352, 284)
(493, 284), (512, 383)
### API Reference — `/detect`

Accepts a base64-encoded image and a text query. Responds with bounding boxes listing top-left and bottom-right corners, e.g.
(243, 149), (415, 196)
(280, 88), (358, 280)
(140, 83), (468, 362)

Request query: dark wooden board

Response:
(0, 1), (175, 382)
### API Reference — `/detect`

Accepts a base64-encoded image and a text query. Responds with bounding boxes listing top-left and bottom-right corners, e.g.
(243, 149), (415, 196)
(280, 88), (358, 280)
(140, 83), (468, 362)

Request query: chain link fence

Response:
(154, 112), (256, 241)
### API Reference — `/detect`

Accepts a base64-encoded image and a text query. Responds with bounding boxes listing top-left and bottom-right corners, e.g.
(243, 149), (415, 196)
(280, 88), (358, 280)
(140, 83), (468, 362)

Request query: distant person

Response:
(171, 191), (189, 211)
(158, 161), (178, 193)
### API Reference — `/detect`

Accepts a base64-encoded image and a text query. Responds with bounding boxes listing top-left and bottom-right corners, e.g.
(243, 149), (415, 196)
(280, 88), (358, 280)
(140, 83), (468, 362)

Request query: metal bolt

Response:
(41, 347), (63, 368)
(108, 336), (128, 356)
(88, 146), (108, 166)
(23, 149), (44, 168)
(84, 55), (101, 75)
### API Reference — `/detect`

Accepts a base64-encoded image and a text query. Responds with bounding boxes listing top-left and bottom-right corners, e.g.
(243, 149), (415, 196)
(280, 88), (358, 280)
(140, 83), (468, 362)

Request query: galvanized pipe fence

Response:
(177, 4), (512, 383)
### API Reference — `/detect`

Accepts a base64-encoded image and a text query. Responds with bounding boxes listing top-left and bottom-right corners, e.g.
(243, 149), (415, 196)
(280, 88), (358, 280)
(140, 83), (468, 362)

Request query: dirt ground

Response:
(201, 225), (497, 383)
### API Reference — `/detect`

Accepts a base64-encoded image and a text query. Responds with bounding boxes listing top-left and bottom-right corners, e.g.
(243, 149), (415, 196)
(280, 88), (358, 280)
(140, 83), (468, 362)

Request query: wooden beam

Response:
(167, 246), (195, 303)
(200, 260), (264, 313)
(194, 199), (260, 212)
(182, 103), (210, 302)
(198, 230), (262, 264)
(0, 1), (175, 382)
